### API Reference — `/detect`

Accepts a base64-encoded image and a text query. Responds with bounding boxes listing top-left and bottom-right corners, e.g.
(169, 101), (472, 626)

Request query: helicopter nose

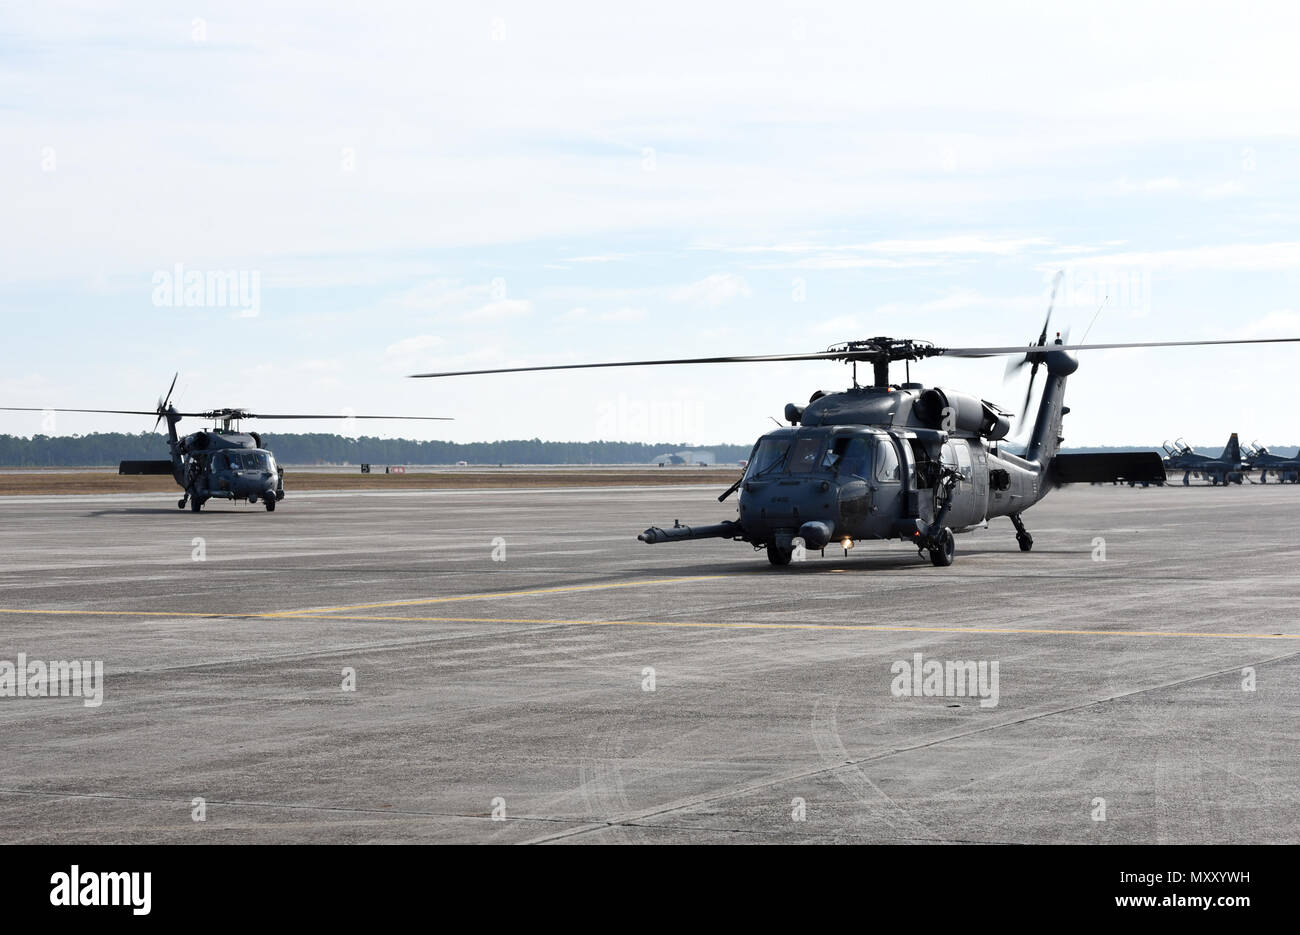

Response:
(797, 520), (835, 550)
(739, 478), (839, 541)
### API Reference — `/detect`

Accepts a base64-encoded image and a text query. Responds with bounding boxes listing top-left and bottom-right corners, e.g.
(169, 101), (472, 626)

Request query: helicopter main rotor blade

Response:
(0, 407), (176, 416)
(239, 413), (453, 421)
(409, 335), (1300, 379)
(1, 406), (450, 422)
(409, 351), (861, 378)
(939, 337), (1300, 358)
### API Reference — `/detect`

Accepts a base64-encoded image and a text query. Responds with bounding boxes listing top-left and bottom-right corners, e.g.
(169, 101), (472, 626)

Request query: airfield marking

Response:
(2, 605), (1295, 640)
(260, 575), (729, 617)
(277, 615), (1300, 639)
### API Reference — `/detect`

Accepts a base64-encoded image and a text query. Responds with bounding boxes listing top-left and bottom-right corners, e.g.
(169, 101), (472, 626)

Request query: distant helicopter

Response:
(1, 375), (450, 512)
(1161, 435), (1245, 486)
(1243, 441), (1300, 484)
(410, 316), (1300, 567)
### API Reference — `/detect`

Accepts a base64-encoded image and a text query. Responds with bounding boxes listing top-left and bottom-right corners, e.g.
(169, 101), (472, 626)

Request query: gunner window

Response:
(874, 437), (901, 483)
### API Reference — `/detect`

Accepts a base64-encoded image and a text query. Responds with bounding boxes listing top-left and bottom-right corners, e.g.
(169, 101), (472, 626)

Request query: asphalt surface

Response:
(0, 483), (1296, 844)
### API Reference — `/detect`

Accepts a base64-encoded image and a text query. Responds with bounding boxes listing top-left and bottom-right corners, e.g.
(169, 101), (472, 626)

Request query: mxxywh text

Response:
(0, 654), (103, 707)
(50, 866), (150, 916)
(890, 653), (1000, 708)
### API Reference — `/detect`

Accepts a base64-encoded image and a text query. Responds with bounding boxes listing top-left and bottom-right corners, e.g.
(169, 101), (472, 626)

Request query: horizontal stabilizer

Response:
(1050, 452), (1166, 485)
(118, 460), (175, 476)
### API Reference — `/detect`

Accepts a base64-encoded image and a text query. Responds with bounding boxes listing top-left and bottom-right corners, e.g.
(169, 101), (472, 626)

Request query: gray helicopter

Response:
(410, 317), (1300, 567)
(1, 375), (450, 512)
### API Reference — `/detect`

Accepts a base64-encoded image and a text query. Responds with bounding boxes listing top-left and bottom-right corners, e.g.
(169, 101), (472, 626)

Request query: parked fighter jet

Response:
(1243, 441), (1300, 484)
(1161, 434), (1246, 486)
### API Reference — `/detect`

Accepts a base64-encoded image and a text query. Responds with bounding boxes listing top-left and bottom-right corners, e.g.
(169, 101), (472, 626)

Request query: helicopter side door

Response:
(868, 434), (905, 532)
(941, 439), (983, 530)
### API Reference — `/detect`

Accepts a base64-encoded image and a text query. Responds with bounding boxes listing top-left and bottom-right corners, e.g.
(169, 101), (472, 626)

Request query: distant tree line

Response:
(0, 433), (755, 466)
(2, 434), (1293, 467)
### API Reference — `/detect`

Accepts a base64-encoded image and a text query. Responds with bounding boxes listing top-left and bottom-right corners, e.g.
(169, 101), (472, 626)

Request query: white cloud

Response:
(668, 273), (751, 307)
(703, 235), (1054, 270)
(385, 334), (444, 357)
(1108, 177), (1183, 194)
(460, 299), (533, 322)
(562, 254), (633, 263)
(1200, 180), (1245, 200)
(1239, 310), (1300, 339)
(559, 306), (646, 323)
(1053, 243), (1300, 271)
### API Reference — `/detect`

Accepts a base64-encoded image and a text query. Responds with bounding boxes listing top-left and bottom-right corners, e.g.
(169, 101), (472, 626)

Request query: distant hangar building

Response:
(652, 450), (716, 466)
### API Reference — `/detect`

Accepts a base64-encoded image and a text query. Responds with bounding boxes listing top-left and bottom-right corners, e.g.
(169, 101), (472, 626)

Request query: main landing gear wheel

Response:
(928, 527), (955, 567)
(767, 545), (792, 566)
(264, 497), (276, 512)
(190, 498), (203, 512)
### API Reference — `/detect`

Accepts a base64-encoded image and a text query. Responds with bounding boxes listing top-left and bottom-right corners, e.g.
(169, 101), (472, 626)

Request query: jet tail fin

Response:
(1222, 432), (1241, 464)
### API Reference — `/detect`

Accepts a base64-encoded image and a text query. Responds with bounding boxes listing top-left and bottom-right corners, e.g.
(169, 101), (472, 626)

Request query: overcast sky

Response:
(3, 1), (1300, 447)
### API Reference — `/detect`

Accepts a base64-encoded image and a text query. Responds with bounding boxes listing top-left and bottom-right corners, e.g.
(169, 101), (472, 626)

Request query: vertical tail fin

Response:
(1025, 347), (1079, 469)
(1222, 432), (1240, 464)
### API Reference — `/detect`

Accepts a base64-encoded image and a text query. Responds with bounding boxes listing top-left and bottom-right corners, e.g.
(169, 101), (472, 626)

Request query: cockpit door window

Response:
(835, 437), (871, 478)
(874, 436), (901, 483)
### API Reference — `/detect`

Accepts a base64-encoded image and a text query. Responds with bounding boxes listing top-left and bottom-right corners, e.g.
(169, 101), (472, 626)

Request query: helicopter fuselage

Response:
(169, 425), (284, 511)
(640, 347), (1082, 565)
(735, 421), (1043, 552)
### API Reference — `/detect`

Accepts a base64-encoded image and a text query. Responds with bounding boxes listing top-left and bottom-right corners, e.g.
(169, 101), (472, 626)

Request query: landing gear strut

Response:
(1010, 512), (1033, 552)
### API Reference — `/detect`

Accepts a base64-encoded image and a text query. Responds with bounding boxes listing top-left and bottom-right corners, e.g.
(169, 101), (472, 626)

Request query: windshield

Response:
(229, 451), (272, 471)
(787, 435), (823, 473)
(744, 434), (831, 478)
(745, 438), (792, 478)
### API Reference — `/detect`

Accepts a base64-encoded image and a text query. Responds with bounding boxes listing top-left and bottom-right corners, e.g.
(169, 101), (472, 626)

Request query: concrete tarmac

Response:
(0, 483), (1296, 844)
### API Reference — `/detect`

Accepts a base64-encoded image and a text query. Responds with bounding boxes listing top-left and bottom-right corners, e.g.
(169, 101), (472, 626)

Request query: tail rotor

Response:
(154, 372), (179, 432)
(1004, 270), (1063, 436)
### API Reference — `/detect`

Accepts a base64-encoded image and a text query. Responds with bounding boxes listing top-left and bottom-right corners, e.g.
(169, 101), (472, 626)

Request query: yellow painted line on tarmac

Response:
(281, 615), (1300, 640)
(0, 607), (1296, 640)
(262, 575), (728, 617)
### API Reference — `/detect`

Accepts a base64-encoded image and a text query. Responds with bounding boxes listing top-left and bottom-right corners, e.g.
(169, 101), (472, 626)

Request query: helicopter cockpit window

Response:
(787, 436), (823, 474)
(746, 438), (792, 478)
(238, 451), (269, 471)
(835, 437), (871, 478)
(873, 436), (901, 483)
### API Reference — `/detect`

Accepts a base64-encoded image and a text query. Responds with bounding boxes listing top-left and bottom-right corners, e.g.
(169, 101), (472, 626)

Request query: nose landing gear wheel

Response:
(767, 545), (792, 566)
(928, 527), (955, 567)
(177, 499), (187, 510)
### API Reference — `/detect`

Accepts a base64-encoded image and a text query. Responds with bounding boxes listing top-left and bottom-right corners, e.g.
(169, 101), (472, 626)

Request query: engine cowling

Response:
(915, 387), (1010, 440)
